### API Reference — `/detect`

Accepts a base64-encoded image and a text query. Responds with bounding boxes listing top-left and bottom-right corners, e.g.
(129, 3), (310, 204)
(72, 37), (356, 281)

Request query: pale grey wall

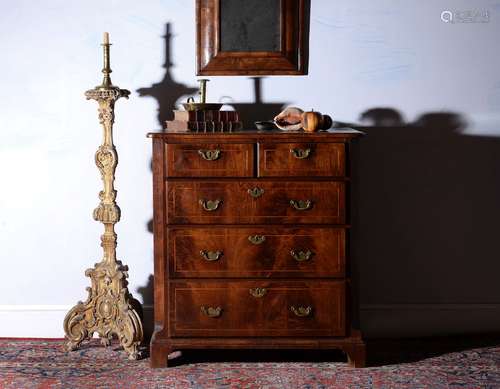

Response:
(0, 0), (499, 336)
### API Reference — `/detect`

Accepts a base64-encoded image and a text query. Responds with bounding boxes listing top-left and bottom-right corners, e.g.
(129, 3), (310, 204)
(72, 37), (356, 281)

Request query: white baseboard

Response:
(0, 305), (70, 338)
(0, 305), (153, 338)
(1, 304), (499, 338)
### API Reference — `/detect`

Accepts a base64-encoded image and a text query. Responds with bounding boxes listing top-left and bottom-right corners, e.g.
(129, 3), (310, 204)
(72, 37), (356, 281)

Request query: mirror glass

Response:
(220, 0), (281, 52)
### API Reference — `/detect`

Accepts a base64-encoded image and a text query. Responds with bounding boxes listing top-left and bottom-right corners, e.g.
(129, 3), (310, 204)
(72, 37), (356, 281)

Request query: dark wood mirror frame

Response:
(196, 0), (310, 76)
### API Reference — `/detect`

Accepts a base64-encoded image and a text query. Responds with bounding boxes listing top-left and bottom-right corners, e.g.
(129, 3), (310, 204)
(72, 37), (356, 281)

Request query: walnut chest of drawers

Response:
(149, 129), (365, 367)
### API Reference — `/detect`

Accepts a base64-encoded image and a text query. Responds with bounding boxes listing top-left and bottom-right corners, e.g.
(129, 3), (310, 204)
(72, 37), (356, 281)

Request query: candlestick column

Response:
(63, 34), (143, 360)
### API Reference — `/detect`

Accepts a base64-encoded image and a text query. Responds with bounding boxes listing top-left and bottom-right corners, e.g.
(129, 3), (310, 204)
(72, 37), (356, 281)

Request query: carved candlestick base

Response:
(63, 254), (144, 359)
(63, 36), (143, 360)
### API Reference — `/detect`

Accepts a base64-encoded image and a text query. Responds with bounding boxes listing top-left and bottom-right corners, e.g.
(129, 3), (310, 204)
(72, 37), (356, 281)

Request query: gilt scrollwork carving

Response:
(64, 260), (143, 358)
(95, 146), (117, 174)
(98, 106), (115, 125)
(93, 203), (121, 224)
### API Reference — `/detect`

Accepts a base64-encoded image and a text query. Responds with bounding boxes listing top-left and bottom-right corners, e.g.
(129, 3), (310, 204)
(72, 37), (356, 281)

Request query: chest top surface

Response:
(148, 128), (364, 142)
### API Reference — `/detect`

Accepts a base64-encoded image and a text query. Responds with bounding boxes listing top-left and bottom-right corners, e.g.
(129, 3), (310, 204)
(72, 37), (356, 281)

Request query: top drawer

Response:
(258, 142), (345, 177)
(166, 143), (254, 177)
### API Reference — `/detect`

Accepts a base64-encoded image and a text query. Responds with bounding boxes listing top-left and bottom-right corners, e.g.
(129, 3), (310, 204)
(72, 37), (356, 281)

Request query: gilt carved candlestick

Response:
(63, 33), (143, 359)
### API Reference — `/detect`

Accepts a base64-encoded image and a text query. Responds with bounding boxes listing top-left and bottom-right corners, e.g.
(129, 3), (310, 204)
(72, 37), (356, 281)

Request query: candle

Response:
(101, 32), (111, 86)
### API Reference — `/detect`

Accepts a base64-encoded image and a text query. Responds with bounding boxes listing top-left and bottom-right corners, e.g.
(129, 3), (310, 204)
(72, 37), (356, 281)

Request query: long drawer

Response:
(166, 181), (345, 224)
(168, 227), (345, 278)
(169, 280), (346, 337)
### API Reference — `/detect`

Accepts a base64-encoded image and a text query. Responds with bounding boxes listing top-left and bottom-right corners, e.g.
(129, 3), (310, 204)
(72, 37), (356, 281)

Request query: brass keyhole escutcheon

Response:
(248, 187), (264, 198)
(199, 199), (222, 211)
(290, 306), (313, 317)
(198, 149), (221, 161)
(199, 250), (223, 261)
(248, 235), (266, 245)
(249, 287), (267, 298)
(289, 199), (313, 211)
(290, 148), (311, 159)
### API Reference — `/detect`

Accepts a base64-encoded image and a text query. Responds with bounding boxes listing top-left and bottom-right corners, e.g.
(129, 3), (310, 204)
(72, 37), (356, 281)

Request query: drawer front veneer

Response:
(166, 181), (345, 224)
(166, 143), (254, 177)
(168, 227), (346, 278)
(259, 142), (345, 177)
(170, 280), (346, 337)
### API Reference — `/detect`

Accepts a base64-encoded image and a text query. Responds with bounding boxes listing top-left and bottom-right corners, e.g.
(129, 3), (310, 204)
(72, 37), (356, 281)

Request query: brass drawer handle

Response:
(199, 250), (223, 261)
(290, 249), (313, 262)
(290, 148), (311, 159)
(289, 199), (313, 211)
(200, 306), (223, 318)
(248, 235), (266, 245)
(247, 187), (264, 198)
(199, 199), (222, 211)
(198, 149), (221, 161)
(249, 287), (267, 298)
(290, 306), (313, 317)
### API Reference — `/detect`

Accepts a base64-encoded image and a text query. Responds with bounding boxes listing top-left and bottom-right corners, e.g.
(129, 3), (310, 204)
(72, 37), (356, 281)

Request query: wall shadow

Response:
(349, 108), (500, 337)
(137, 23), (198, 129)
(136, 274), (154, 342)
(227, 77), (287, 128)
(136, 23), (198, 341)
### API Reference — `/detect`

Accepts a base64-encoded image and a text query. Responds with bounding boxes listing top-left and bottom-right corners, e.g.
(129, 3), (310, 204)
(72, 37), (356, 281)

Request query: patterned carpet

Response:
(1, 339), (500, 388)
